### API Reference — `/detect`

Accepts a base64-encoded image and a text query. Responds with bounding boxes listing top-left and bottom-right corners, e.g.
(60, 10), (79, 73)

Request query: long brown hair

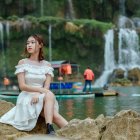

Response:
(23, 34), (45, 61)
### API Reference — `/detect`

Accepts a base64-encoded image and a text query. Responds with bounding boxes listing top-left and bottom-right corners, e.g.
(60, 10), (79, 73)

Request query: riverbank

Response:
(1, 100), (140, 140)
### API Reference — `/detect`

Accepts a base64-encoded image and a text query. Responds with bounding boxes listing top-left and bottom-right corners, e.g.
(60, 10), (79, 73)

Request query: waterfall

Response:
(118, 28), (140, 70)
(94, 29), (115, 87)
(118, 15), (135, 29)
(0, 23), (6, 76)
(48, 24), (52, 62)
(6, 22), (10, 39)
(119, 0), (125, 15)
(94, 27), (140, 88)
(6, 22), (10, 48)
(65, 0), (75, 19)
(20, 18), (31, 33)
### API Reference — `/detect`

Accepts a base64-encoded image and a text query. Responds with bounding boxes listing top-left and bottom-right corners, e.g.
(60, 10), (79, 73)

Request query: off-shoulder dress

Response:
(0, 58), (58, 131)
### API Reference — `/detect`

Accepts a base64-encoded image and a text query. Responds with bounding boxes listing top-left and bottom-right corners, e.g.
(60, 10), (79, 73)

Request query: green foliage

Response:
(7, 15), (19, 21)
(0, 17), (3, 21)
(0, 16), (113, 82)
(113, 78), (131, 85)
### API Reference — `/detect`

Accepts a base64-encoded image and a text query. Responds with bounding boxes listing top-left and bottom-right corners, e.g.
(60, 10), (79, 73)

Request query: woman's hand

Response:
(31, 95), (39, 105)
(40, 88), (50, 94)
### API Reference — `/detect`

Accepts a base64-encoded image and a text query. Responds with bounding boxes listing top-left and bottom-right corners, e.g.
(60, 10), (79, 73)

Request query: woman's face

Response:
(26, 36), (41, 54)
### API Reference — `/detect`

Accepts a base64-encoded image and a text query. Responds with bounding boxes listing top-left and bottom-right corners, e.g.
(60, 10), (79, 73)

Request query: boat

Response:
(0, 83), (119, 98)
(0, 89), (95, 99)
(55, 92), (95, 98)
(94, 90), (119, 97)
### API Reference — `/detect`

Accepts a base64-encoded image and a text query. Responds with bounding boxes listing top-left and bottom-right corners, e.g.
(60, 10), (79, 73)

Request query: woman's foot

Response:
(46, 123), (55, 135)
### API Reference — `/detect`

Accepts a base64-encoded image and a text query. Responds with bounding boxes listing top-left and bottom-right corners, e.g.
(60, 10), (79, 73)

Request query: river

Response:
(0, 86), (140, 121)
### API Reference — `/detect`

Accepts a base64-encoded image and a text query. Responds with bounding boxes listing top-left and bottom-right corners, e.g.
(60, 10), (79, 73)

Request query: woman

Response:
(0, 34), (68, 134)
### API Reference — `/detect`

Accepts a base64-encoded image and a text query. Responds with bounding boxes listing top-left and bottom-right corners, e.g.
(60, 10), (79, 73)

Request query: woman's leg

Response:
(41, 92), (56, 134)
(43, 92), (55, 124)
(53, 110), (68, 128)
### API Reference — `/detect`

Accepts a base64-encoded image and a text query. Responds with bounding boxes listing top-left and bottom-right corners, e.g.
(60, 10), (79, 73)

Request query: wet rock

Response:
(113, 68), (125, 79)
(57, 118), (100, 140)
(0, 100), (46, 140)
(101, 110), (140, 140)
(128, 68), (140, 84)
(1, 100), (140, 140)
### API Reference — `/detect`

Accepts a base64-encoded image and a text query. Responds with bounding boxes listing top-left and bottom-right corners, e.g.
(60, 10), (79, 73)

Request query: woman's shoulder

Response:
(42, 60), (52, 67)
(17, 59), (27, 65)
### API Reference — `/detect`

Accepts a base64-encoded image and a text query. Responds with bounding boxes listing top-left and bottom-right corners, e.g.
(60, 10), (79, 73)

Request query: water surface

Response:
(1, 86), (140, 121)
(58, 86), (140, 121)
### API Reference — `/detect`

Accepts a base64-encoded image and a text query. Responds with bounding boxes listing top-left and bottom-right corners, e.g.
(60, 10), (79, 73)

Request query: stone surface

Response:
(113, 68), (125, 79)
(57, 118), (100, 140)
(16, 135), (68, 140)
(128, 68), (140, 84)
(101, 110), (140, 140)
(1, 100), (140, 140)
(111, 68), (140, 86)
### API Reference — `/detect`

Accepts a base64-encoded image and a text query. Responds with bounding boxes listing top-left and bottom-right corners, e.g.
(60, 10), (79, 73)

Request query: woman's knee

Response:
(44, 91), (55, 101)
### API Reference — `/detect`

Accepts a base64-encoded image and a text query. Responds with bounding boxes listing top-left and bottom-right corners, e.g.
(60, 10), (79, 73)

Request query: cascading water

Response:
(94, 26), (140, 87)
(48, 24), (52, 62)
(93, 0), (140, 88)
(94, 29), (115, 87)
(6, 22), (10, 48)
(118, 28), (140, 70)
(0, 23), (6, 76)
(65, 0), (75, 19)
(119, 0), (125, 16)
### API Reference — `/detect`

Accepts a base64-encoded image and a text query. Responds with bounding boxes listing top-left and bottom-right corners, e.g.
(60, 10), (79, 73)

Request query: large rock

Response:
(113, 68), (125, 79)
(1, 100), (140, 140)
(128, 68), (140, 84)
(57, 118), (100, 140)
(0, 100), (46, 140)
(57, 110), (140, 140)
(111, 68), (140, 86)
(101, 110), (140, 140)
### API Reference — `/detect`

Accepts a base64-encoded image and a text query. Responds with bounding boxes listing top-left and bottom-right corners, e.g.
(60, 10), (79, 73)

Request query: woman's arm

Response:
(43, 74), (52, 90)
(16, 59), (44, 93)
(17, 72), (43, 93)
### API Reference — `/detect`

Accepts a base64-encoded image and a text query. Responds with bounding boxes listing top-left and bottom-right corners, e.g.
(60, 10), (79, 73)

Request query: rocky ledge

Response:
(1, 100), (140, 140)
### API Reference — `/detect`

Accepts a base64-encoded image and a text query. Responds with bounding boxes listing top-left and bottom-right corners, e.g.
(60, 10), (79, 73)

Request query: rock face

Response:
(57, 111), (140, 140)
(113, 69), (125, 79)
(1, 100), (140, 140)
(57, 118), (100, 140)
(128, 68), (140, 84)
(111, 68), (140, 86)
(0, 100), (46, 140)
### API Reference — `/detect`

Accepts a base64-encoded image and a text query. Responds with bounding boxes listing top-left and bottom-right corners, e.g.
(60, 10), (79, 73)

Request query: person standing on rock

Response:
(0, 34), (68, 135)
(83, 66), (95, 92)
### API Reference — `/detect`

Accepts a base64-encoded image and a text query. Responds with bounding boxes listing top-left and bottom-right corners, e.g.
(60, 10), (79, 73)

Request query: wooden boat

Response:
(0, 91), (19, 96)
(94, 90), (119, 97)
(0, 88), (119, 99)
(55, 92), (95, 98)
(0, 90), (95, 98)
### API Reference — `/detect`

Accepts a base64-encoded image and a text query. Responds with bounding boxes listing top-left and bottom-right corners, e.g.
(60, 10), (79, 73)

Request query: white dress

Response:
(0, 58), (59, 131)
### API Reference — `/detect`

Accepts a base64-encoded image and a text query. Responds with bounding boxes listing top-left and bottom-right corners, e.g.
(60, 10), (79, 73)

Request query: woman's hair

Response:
(23, 34), (45, 61)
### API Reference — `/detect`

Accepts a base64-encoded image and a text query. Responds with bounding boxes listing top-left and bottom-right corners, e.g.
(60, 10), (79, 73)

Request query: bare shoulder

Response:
(43, 60), (52, 67)
(18, 59), (26, 65)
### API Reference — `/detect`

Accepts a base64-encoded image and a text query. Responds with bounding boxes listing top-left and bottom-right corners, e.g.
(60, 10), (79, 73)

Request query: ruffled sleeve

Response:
(44, 61), (54, 77)
(15, 64), (27, 75)
(45, 66), (54, 77)
(14, 59), (54, 76)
